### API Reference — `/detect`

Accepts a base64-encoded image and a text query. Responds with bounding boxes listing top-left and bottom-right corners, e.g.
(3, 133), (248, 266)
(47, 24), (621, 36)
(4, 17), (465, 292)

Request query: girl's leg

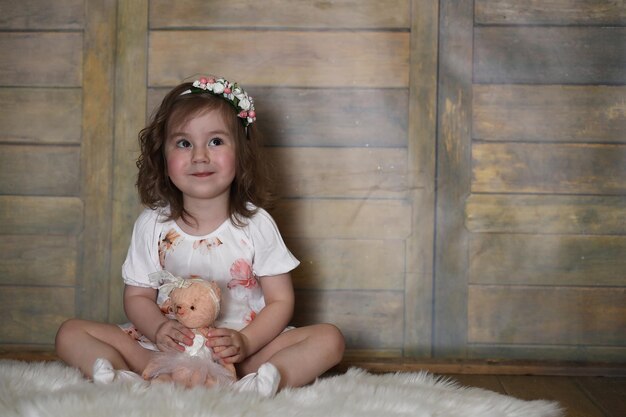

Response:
(55, 319), (153, 378)
(237, 323), (344, 389)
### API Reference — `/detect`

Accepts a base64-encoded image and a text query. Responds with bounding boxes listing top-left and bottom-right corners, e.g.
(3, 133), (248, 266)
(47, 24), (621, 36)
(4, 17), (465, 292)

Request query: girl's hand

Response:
(205, 327), (249, 364)
(154, 319), (194, 352)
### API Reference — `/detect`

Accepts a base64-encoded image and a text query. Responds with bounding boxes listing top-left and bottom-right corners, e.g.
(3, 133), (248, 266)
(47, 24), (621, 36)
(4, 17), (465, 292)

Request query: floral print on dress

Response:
(227, 258), (262, 324)
(227, 259), (258, 290)
(193, 237), (223, 253)
(158, 229), (181, 268)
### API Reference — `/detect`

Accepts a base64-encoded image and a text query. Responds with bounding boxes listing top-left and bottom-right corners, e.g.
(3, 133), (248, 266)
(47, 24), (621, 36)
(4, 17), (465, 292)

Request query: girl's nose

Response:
(192, 147), (209, 163)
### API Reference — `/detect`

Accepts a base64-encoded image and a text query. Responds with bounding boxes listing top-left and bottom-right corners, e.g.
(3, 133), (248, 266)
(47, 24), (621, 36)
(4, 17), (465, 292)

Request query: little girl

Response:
(55, 75), (345, 395)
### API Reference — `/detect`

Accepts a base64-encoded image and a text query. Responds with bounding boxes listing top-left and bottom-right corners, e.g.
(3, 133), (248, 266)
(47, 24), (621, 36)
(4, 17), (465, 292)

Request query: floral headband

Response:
(181, 76), (256, 128)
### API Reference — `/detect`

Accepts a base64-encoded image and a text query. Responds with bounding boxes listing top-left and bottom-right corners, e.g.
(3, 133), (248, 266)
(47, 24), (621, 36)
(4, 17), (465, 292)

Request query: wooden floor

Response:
(446, 374), (625, 417)
(334, 358), (626, 417)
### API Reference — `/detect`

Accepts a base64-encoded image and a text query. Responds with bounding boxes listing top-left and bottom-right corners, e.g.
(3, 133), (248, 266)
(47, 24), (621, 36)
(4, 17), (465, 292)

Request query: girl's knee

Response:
(317, 324), (345, 359)
(55, 319), (82, 354)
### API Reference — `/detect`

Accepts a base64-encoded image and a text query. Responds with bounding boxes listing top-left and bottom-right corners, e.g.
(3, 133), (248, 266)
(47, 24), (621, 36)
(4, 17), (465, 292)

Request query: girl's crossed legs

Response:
(56, 320), (344, 388)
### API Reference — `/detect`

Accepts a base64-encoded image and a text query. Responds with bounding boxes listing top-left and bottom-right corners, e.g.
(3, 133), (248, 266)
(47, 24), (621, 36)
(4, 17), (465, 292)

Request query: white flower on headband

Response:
(184, 76), (257, 127)
(238, 97), (251, 111)
(212, 81), (226, 94)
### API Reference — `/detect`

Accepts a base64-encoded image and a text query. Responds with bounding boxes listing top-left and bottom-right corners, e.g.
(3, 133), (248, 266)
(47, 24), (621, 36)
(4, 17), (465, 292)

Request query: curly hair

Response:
(136, 82), (274, 226)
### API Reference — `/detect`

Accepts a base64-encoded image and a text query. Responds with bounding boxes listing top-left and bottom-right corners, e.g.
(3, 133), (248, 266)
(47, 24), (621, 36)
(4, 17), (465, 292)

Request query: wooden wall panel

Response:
(150, 0), (410, 29)
(466, 194), (626, 235)
(473, 85), (626, 143)
(288, 238), (405, 290)
(468, 286), (626, 346)
(0, 0), (86, 349)
(0, 89), (82, 145)
(474, 27), (626, 84)
(472, 143), (626, 195)
(0, 0), (84, 29)
(274, 199), (412, 240)
(469, 234), (626, 287)
(149, 30), (409, 88)
(293, 290), (404, 350)
(0, 145), (80, 196)
(467, 0), (626, 362)
(475, 0), (626, 25)
(108, 0), (148, 324)
(0, 32), (82, 86)
(77, 0), (117, 321)
(148, 87), (409, 147)
(269, 147), (407, 199)
(257, 88), (409, 147)
(434, 0), (473, 357)
(0, 287), (75, 344)
(0, 235), (77, 286)
(0, 196), (83, 235)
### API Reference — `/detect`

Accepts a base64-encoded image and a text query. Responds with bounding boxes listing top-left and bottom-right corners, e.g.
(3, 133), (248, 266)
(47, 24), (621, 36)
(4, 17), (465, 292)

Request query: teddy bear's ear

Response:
(161, 297), (172, 313)
(209, 281), (221, 298)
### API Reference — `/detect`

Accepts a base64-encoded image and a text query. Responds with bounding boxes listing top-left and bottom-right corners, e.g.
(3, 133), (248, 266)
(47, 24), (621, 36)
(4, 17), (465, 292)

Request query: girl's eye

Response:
(175, 139), (192, 148)
(209, 137), (224, 147)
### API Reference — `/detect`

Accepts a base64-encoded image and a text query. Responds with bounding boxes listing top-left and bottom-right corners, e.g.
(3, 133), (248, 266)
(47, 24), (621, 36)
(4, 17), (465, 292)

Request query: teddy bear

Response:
(142, 274), (237, 387)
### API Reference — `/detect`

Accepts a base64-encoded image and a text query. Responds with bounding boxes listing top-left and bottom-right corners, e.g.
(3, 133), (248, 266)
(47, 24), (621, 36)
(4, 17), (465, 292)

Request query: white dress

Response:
(120, 206), (299, 348)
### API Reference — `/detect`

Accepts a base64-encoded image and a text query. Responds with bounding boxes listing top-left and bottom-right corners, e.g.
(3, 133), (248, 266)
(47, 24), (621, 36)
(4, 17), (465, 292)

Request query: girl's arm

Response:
(208, 272), (294, 363)
(123, 284), (194, 352)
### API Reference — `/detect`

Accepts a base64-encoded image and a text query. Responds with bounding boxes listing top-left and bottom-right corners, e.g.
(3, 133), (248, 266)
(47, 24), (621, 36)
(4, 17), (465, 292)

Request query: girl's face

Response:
(164, 109), (237, 207)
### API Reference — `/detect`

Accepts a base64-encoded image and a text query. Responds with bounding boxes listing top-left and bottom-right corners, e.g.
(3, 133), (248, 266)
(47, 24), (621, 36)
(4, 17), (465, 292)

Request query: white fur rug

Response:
(0, 360), (562, 417)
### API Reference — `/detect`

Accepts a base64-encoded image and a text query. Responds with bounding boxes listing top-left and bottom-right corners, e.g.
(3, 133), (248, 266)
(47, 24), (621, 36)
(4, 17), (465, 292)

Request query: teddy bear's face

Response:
(168, 282), (221, 329)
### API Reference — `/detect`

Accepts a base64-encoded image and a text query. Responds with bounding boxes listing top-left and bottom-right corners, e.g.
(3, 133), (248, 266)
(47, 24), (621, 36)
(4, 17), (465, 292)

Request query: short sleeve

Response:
(121, 208), (163, 288)
(248, 209), (300, 277)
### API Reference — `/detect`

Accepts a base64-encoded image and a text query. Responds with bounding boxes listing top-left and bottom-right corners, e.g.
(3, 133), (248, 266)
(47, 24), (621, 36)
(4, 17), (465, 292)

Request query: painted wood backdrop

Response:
(0, 0), (624, 363)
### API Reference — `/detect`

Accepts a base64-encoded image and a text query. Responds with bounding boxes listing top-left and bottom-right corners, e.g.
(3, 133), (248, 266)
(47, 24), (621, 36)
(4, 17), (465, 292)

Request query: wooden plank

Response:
(448, 374), (506, 394)
(465, 194), (626, 235)
(469, 345), (626, 364)
(293, 289), (404, 349)
(470, 234), (626, 287)
(0, 235), (77, 286)
(474, 27), (626, 84)
(149, 30), (409, 88)
(150, 0), (410, 29)
(0, 287), (75, 344)
(272, 199), (412, 240)
(405, 0), (438, 357)
(0, 0), (84, 29)
(468, 286), (626, 346)
(475, 0), (626, 25)
(109, 0), (148, 324)
(269, 147), (407, 199)
(0, 88), (82, 145)
(286, 238), (405, 290)
(499, 375), (604, 417)
(339, 357), (626, 376)
(0, 32), (82, 86)
(473, 85), (626, 143)
(472, 143), (626, 195)
(434, 0), (473, 357)
(149, 87), (409, 147)
(0, 196), (83, 235)
(576, 376), (626, 417)
(78, 0), (116, 321)
(0, 145), (80, 196)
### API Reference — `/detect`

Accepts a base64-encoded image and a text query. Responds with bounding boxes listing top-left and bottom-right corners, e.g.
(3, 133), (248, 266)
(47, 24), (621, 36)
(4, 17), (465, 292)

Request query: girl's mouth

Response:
(192, 172), (214, 177)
